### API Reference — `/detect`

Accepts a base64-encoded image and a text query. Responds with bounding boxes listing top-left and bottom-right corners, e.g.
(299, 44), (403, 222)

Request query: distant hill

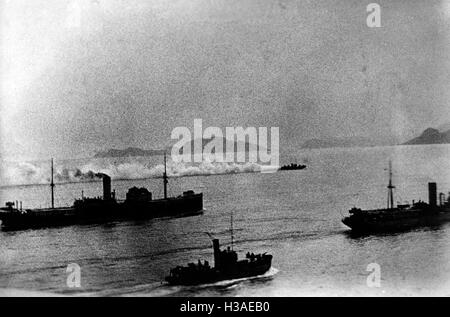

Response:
(94, 137), (265, 158)
(402, 128), (450, 145)
(301, 137), (392, 149)
(94, 147), (165, 158)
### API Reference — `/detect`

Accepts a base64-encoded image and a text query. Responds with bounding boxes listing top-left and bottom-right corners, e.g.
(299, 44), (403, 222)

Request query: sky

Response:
(2, 0), (450, 160)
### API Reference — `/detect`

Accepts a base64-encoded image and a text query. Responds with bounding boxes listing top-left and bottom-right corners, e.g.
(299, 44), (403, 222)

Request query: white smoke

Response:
(0, 159), (266, 187)
(1, 161), (50, 186)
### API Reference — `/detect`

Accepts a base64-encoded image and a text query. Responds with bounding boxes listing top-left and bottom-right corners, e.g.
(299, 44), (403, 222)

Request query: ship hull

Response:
(342, 210), (450, 234)
(120, 193), (203, 219)
(0, 194), (203, 230)
(0, 207), (78, 230)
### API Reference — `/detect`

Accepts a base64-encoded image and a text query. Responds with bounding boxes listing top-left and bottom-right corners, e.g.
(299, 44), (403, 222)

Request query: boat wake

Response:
(199, 267), (279, 288)
(160, 267), (280, 294)
(62, 282), (183, 297)
(97, 267), (280, 297)
(0, 288), (65, 297)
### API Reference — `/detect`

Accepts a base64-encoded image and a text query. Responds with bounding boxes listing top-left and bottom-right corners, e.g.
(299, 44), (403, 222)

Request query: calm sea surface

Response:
(1, 144), (450, 296)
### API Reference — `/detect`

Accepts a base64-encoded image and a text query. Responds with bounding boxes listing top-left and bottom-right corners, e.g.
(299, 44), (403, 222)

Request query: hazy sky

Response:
(2, 0), (450, 160)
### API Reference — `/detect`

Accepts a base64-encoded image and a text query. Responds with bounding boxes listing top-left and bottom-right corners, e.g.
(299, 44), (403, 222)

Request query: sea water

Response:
(1, 144), (450, 296)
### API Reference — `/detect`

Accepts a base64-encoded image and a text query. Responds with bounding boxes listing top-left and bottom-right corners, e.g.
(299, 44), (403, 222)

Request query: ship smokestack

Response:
(428, 182), (437, 209)
(439, 193), (445, 206)
(103, 175), (111, 201)
(213, 239), (220, 268)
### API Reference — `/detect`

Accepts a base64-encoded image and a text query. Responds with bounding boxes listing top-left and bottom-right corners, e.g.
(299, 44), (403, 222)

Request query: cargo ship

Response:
(0, 155), (203, 230)
(342, 162), (450, 233)
(165, 212), (272, 285)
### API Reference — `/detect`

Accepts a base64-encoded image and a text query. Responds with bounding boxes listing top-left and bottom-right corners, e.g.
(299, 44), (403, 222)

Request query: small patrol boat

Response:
(165, 239), (272, 286)
(165, 213), (272, 285)
(279, 163), (306, 171)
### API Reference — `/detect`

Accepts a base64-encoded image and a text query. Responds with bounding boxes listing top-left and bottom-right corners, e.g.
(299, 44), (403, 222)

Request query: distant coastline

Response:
(301, 124), (450, 149)
(94, 137), (264, 158)
(94, 147), (165, 158)
(301, 137), (396, 149)
(96, 126), (450, 157)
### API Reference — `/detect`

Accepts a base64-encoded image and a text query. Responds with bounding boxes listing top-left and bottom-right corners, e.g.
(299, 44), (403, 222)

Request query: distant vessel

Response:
(0, 154), (203, 230)
(279, 163), (306, 171)
(165, 212), (272, 285)
(342, 162), (450, 233)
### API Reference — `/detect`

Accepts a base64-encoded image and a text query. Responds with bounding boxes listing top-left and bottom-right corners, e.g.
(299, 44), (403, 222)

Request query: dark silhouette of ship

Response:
(0, 155), (203, 230)
(279, 163), (306, 171)
(342, 162), (450, 233)
(165, 213), (272, 285)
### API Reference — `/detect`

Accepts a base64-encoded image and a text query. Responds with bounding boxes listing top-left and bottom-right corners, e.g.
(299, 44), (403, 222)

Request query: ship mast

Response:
(50, 158), (55, 209)
(387, 160), (395, 209)
(230, 210), (234, 251)
(163, 151), (168, 200)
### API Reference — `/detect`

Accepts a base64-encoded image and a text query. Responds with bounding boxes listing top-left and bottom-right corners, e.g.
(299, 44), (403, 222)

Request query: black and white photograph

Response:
(1, 0), (450, 300)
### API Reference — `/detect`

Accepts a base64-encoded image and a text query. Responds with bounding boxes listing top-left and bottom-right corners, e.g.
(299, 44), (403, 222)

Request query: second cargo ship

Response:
(0, 154), (203, 230)
(342, 162), (450, 234)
